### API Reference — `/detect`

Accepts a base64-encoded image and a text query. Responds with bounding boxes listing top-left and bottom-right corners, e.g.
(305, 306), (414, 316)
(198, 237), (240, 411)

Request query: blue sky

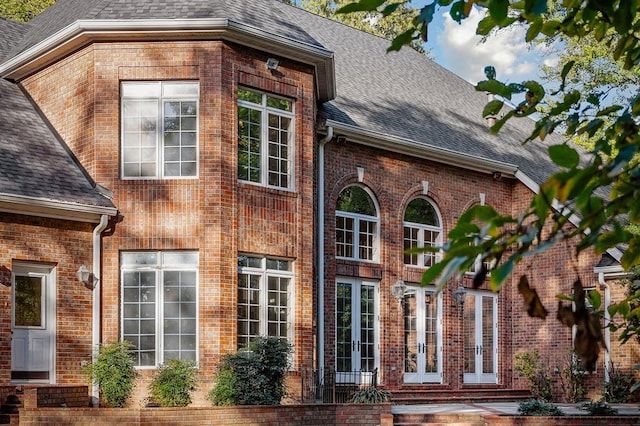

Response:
(427, 6), (555, 86)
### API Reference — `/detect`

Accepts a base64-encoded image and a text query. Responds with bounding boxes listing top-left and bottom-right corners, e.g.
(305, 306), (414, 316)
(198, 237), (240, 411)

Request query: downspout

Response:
(598, 271), (611, 383)
(91, 214), (109, 406)
(317, 126), (333, 374)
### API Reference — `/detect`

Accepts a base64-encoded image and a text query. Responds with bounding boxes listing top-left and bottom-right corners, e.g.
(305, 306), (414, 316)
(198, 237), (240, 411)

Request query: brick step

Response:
(394, 414), (486, 426)
(391, 389), (530, 405)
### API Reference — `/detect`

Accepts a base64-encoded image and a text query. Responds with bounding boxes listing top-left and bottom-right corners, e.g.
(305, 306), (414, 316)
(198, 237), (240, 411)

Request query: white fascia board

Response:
(0, 193), (117, 223)
(594, 264), (626, 277)
(0, 19), (336, 101)
(325, 120), (519, 176)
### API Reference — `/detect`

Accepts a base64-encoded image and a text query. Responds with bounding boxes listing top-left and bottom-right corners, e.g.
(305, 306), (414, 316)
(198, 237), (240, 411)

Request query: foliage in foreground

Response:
(83, 341), (137, 408)
(603, 363), (636, 403)
(518, 399), (565, 417)
(149, 359), (198, 407)
(558, 351), (586, 403)
(209, 337), (292, 406)
(349, 387), (391, 403)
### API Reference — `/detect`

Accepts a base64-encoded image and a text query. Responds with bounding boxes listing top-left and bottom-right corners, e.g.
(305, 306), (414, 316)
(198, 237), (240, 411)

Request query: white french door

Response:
(11, 263), (56, 384)
(404, 286), (442, 383)
(335, 278), (379, 384)
(463, 291), (497, 384)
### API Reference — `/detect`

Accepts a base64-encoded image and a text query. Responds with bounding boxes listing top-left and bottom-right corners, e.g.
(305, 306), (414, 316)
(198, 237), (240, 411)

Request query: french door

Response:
(404, 286), (442, 383)
(336, 278), (379, 384)
(463, 291), (497, 384)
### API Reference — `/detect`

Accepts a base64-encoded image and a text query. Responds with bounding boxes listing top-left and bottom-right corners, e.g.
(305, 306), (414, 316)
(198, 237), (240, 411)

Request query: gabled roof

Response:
(0, 17), (116, 222)
(0, 0), (584, 218)
(0, 17), (27, 62)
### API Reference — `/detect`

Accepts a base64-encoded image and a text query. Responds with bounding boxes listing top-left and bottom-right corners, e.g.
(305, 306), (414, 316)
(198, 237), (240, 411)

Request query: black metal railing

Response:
(301, 368), (378, 403)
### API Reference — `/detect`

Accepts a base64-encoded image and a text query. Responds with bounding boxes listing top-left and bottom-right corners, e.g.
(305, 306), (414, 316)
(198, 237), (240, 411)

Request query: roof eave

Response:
(0, 18), (336, 101)
(324, 119), (520, 177)
(0, 193), (117, 223)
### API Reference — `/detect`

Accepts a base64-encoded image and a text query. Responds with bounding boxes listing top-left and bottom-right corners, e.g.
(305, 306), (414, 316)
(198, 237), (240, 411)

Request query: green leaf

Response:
(488, 0), (509, 25)
(587, 289), (601, 310)
(596, 105), (624, 116)
(483, 99), (503, 117)
(477, 15), (497, 36)
(388, 28), (416, 52)
(548, 144), (579, 168)
(490, 257), (514, 289)
(337, 0), (386, 14)
(484, 65), (497, 80)
(450, 0), (466, 23)
(541, 20), (561, 36)
(614, 0), (633, 34)
(524, 0), (548, 16)
(526, 18), (542, 42)
(421, 259), (449, 286)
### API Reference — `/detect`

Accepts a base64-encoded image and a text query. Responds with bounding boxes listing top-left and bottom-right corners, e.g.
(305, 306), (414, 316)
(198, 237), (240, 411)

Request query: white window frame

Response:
(335, 277), (380, 384)
(403, 197), (443, 268)
(121, 251), (199, 369)
(463, 291), (498, 384)
(335, 186), (380, 263)
(121, 81), (200, 179)
(237, 88), (295, 190)
(237, 255), (295, 350)
(403, 285), (443, 384)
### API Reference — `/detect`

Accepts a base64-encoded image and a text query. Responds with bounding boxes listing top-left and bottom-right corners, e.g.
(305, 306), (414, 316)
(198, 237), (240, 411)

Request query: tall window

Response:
(237, 88), (294, 189)
(237, 255), (294, 349)
(121, 251), (198, 367)
(403, 198), (442, 267)
(463, 291), (497, 384)
(336, 278), (379, 383)
(336, 186), (379, 262)
(404, 285), (442, 383)
(121, 81), (199, 179)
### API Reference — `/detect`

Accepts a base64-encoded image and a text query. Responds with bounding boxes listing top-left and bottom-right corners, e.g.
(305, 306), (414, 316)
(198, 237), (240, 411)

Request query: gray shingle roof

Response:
(1, 0), (576, 195)
(0, 17), (27, 62)
(0, 77), (115, 209)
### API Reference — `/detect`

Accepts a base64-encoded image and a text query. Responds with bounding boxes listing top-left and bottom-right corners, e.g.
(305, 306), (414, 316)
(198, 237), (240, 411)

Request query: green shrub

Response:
(209, 337), (292, 406)
(580, 400), (619, 416)
(349, 387), (391, 403)
(514, 350), (553, 401)
(603, 363), (635, 403)
(559, 351), (586, 403)
(83, 341), (137, 408)
(517, 399), (565, 416)
(149, 359), (198, 407)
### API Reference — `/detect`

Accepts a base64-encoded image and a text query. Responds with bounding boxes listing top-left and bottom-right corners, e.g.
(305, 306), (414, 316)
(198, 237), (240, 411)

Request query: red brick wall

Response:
(18, 404), (393, 426)
(21, 40), (317, 405)
(322, 140), (513, 390)
(0, 214), (95, 385)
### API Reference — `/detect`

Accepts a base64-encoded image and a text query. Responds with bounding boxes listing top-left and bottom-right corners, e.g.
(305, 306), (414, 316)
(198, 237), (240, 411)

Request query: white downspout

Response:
(598, 271), (611, 382)
(91, 214), (109, 406)
(318, 126), (333, 375)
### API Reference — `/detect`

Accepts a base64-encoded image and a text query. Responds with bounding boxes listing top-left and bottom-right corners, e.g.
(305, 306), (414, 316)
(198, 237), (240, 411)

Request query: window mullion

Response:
(261, 100), (269, 186)
(260, 272), (267, 337)
(157, 268), (163, 365)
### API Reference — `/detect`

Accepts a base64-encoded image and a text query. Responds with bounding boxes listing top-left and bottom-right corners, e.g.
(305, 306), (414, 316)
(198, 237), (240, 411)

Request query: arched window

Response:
(336, 186), (379, 262)
(403, 198), (442, 267)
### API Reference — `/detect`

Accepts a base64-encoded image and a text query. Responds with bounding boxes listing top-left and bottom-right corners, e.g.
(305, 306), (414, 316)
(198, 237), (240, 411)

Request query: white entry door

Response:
(404, 286), (442, 383)
(463, 291), (497, 384)
(11, 264), (56, 383)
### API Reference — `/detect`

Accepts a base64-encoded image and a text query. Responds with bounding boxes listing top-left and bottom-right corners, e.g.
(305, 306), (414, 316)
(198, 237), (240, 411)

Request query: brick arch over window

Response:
(335, 184), (381, 262)
(402, 196), (443, 268)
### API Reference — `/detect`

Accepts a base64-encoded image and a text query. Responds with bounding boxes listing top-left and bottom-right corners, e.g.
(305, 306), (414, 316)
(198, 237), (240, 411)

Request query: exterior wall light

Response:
(391, 279), (406, 302)
(266, 57), (279, 70)
(452, 286), (466, 308)
(77, 265), (99, 290)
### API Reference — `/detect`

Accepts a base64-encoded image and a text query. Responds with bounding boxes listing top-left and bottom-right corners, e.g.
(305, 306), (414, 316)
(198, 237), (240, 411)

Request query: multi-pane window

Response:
(237, 88), (294, 189)
(336, 186), (379, 262)
(403, 198), (442, 267)
(463, 291), (497, 384)
(121, 251), (198, 367)
(237, 255), (293, 349)
(404, 286), (442, 383)
(121, 81), (199, 179)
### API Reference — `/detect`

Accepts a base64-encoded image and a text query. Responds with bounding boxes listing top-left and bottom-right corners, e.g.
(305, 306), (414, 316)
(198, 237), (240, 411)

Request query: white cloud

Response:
(434, 8), (541, 84)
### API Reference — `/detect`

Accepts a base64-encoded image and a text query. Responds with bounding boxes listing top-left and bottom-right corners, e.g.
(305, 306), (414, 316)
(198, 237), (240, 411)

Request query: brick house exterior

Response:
(0, 0), (637, 407)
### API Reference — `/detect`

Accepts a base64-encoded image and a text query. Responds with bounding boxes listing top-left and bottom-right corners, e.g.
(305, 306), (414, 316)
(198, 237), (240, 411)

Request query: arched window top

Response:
(404, 198), (439, 226)
(337, 186), (377, 217)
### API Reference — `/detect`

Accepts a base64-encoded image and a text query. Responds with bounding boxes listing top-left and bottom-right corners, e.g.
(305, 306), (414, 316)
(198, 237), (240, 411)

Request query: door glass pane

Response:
(336, 282), (352, 372)
(424, 291), (438, 373)
(463, 294), (476, 374)
(14, 276), (44, 327)
(360, 284), (375, 372)
(482, 296), (495, 374)
(403, 291), (417, 373)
